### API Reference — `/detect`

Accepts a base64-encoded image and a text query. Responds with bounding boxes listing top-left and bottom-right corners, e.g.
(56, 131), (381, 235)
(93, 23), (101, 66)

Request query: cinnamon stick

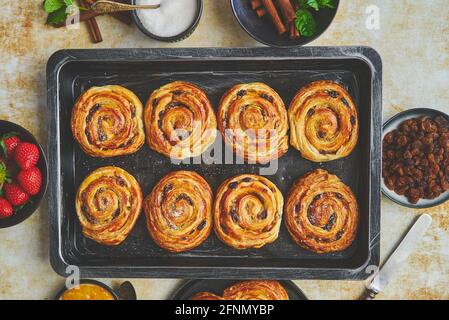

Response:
(83, 0), (132, 25)
(255, 7), (267, 18)
(289, 22), (300, 39)
(54, 10), (101, 28)
(290, 0), (299, 10)
(250, 0), (263, 10)
(81, 0), (103, 43)
(289, 0), (300, 38)
(278, 0), (296, 24)
(261, 0), (287, 35)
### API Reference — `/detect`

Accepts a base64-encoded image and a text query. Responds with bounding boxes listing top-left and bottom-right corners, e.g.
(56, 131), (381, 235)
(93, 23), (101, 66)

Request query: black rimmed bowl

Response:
(55, 279), (119, 300)
(0, 120), (48, 229)
(131, 0), (203, 42)
(171, 279), (308, 300)
(231, 0), (339, 48)
(382, 108), (449, 209)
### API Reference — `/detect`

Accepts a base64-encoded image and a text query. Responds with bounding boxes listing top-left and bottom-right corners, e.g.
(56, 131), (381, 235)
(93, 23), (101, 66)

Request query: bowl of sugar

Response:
(132, 0), (203, 42)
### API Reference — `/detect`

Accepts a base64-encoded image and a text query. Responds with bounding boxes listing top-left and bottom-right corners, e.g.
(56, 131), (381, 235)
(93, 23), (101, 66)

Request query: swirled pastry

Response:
(144, 81), (217, 159)
(144, 171), (213, 252)
(71, 85), (145, 157)
(190, 292), (224, 300)
(213, 174), (283, 249)
(218, 83), (289, 164)
(288, 81), (358, 162)
(223, 281), (289, 300)
(75, 166), (143, 246)
(285, 169), (359, 253)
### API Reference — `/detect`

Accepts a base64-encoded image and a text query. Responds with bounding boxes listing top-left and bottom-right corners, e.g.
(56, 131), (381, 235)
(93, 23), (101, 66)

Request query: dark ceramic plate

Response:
(0, 120), (48, 228)
(382, 108), (449, 209)
(131, 0), (203, 42)
(171, 279), (308, 300)
(231, 0), (339, 48)
(54, 279), (119, 300)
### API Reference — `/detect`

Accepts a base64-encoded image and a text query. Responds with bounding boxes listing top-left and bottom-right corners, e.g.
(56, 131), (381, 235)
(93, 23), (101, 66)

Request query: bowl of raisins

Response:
(382, 108), (449, 208)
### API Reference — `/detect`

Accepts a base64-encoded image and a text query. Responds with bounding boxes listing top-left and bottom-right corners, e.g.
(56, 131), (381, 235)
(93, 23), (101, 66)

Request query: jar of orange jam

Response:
(59, 282), (117, 300)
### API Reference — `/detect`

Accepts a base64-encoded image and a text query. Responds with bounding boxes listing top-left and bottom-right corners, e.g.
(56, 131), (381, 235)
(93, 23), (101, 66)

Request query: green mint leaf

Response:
(64, 0), (73, 6)
(14, 203), (26, 212)
(0, 162), (7, 188)
(47, 7), (68, 25)
(317, 0), (335, 9)
(0, 140), (7, 158)
(295, 9), (317, 37)
(306, 0), (320, 11)
(1, 132), (19, 139)
(43, 0), (64, 13)
(298, 0), (309, 9)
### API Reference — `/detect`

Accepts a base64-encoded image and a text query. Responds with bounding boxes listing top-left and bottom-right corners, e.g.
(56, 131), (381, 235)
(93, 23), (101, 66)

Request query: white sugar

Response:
(136, 0), (198, 37)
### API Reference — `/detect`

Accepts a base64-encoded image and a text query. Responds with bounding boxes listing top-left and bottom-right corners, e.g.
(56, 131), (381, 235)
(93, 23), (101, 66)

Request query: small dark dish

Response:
(0, 120), (48, 229)
(131, 0), (203, 42)
(171, 279), (308, 300)
(382, 108), (449, 209)
(54, 279), (118, 300)
(231, 0), (339, 48)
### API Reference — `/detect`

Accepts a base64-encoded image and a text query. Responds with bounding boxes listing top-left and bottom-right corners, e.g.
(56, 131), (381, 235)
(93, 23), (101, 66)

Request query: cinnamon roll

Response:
(144, 171), (213, 252)
(75, 166), (143, 246)
(223, 281), (289, 300)
(71, 85), (145, 158)
(285, 169), (359, 253)
(218, 83), (289, 164)
(190, 292), (224, 300)
(288, 81), (358, 162)
(144, 81), (217, 160)
(213, 174), (283, 249)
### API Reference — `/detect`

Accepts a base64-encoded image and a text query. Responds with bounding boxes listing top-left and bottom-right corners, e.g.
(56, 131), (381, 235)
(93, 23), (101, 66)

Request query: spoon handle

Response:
(91, 0), (160, 13)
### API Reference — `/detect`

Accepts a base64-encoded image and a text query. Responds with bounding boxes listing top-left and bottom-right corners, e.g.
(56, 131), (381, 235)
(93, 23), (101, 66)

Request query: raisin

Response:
(341, 98), (350, 108)
(307, 108), (315, 117)
(384, 132), (395, 144)
(237, 90), (247, 98)
(260, 93), (274, 103)
(197, 220), (206, 231)
(228, 181), (238, 189)
(327, 90), (338, 98)
(258, 210), (268, 220)
(396, 135), (408, 147)
(350, 116), (356, 125)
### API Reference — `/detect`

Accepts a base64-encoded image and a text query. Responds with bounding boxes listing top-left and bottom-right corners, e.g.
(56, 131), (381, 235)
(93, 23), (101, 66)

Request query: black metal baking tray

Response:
(47, 47), (382, 280)
(171, 280), (308, 300)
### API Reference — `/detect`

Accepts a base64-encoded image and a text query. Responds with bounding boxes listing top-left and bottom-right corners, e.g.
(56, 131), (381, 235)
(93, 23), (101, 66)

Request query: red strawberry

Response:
(3, 183), (29, 206)
(0, 197), (13, 219)
(17, 167), (42, 195)
(1, 134), (21, 159)
(14, 142), (40, 169)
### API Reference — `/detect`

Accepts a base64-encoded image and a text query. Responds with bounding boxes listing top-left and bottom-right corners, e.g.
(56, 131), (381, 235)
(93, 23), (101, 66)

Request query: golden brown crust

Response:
(71, 85), (145, 158)
(75, 166), (143, 246)
(218, 83), (289, 164)
(213, 174), (283, 249)
(144, 81), (217, 160)
(190, 292), (224, 300)
(144, 171), (213, 252)
(285, 169), (359, 253)
(223, 281), (289, 300)
(288, 81), (359, 162)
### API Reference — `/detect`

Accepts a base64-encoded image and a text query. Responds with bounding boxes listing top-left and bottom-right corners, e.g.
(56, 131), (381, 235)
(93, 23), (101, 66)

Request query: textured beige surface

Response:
(0, 0), (448, 300)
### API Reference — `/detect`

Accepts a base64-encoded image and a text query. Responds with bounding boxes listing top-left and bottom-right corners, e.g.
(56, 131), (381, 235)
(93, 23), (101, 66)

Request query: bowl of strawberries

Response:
(0, 120), (48, 228)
